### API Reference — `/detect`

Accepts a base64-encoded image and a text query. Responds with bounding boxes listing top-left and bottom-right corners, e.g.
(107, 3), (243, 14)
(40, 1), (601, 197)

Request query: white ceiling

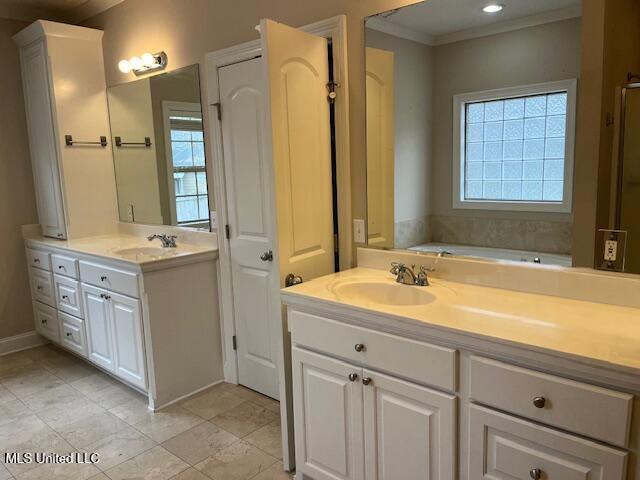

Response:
(0, 0), (123, 22)
(368, 0), (582, 45)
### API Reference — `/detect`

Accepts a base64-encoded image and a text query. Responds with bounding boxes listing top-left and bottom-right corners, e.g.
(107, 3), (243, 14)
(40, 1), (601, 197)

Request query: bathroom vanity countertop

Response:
(282, 267), (640, 376)
(25, 232), (218, 270)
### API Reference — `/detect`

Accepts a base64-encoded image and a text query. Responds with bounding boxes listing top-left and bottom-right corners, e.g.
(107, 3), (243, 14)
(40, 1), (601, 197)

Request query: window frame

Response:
(452, 79), (577, 213)
(162, 100), (209, 226)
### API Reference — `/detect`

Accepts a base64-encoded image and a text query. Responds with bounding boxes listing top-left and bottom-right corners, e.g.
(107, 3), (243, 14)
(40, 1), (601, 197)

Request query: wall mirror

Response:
(364, 0), (640, 273)
(107, 64), (212, 230)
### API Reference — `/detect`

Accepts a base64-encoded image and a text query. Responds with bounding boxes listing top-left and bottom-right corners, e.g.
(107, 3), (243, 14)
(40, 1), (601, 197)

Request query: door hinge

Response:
(213, 102), (222, 120)
(232, 335), (237, 350)
(326, 81), (340, 104)
(225, 224), (230, 239)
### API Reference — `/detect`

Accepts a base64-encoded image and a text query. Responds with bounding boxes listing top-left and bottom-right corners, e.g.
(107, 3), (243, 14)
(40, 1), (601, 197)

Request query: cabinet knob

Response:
(100, 293), (111, 300)
(533, 396), (546, 409)
(348, 373), (358, 382)
(66, 332), (73, 337)
(33, 258), (40, 263)
(100, 276), (108, 282)
(354, 343), (366, 352)
(530, 468), (543, 480)
(58, 265), (65, 270)
(41, 319), (47, 324)
(36, 285), (43, 290)
(62, 295), (69, 300)
(362, 377), (372, 386)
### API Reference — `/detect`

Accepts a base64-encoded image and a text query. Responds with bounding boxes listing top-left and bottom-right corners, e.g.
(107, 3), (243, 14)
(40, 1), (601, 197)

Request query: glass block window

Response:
(454, 81), (575, 212)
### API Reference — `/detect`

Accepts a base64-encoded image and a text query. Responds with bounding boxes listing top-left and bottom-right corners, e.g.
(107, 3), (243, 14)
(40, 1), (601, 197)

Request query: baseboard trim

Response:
(149, 379), (225, 412)
(0, 331), (47, 356)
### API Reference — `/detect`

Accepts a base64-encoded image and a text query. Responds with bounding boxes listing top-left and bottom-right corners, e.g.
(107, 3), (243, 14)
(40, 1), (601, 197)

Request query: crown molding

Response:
(0, 0), (124, 23)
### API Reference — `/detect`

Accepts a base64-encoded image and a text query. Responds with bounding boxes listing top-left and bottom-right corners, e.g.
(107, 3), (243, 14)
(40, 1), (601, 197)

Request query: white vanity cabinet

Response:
(290, 311), (457, 480)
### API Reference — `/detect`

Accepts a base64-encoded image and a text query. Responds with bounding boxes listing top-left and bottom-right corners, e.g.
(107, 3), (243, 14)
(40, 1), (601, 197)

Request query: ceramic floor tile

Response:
(250, 396), (280, 414)
(36, 397), (106, 431)
(194, 441), (277, 480)
(15, 461), (99, 480)
(82, 425), (156, 471)
(43, 360), (96, 383)
(132, 405), (204, 443)
(169, 467), (209, 480)
(109, 398), (152, 426)
(0, 398), (30, 428)
(104, 446), (188, 480)
(0, 385), (17, 406)
(69, 373), (118, 397)
(0, 415), (51, 451)
(211, 402), (278, 438)
(180, 388), (245, 420)
(0, 351), (36, 378)
(216, 384), (264, 403)
(243, 421), (282, 459)
(21, 384), (85, 412)
(56, 410), (129, 448)
(88, 474), (109, 480)
(0, 462), (12, 480)
(1, 368), (65, 399)
(162, 421), (239, 466)
(251, 463), (294, 480)
(1, 429), (74, 477)
(83, 383), (143, 410)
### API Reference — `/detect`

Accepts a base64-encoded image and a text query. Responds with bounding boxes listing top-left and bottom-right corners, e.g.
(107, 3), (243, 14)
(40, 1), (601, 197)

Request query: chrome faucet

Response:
(390, 263), (430, 286)
(147, 234), (178, 248)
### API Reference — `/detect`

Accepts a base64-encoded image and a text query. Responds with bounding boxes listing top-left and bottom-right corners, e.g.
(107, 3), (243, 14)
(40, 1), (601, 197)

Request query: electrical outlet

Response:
(210, 210), (217, 230)
(353, 219), (366, 244)
(604, 239), (618, 261)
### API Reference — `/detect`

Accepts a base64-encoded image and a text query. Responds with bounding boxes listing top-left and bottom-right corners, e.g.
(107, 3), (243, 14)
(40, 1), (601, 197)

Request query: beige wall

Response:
(82, 0), (423, 240)
(0, 17), (38, 340)
(431, 18), (581, 225)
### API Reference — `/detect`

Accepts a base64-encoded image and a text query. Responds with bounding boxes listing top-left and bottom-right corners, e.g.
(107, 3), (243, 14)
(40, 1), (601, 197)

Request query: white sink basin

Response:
(330, 279), (437, 306)
(113, 246), (177, 260)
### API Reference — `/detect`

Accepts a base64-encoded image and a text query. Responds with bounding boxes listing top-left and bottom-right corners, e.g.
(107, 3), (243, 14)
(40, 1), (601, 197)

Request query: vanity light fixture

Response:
(117, 51), (168, 76)
(482, 4), (504, 13)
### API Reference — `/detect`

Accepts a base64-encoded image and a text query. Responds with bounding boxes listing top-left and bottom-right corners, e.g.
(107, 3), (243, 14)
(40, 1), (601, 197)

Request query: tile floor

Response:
(0, 345), (293, 480)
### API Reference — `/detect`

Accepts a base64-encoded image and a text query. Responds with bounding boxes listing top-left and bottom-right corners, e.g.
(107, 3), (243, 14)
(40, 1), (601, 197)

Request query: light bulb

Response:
(118, 59), (132, 73)
(482, 4), (504, 13)
(141, 53), (156, 67)
(129, 56), (143, 70)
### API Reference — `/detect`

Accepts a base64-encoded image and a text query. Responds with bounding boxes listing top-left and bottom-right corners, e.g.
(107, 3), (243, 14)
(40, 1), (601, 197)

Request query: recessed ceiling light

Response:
(482, 4), (504, 13)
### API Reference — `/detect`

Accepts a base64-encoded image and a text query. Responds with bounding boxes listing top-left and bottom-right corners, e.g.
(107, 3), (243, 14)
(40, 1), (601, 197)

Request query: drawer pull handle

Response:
(100, 293), (111, 300)
(348, 373), (358, 382)
(354, 343), (366, 352)
(62, 295), (69, 300)
(41, 319), (47, 324)
(362, 377), (372, 386)
(34, 258), (40, 263)
(100, 276), (108, 282)
(533, 396), (546, 409)
(66, 332), (73, 337)
(530, 468), (543, 479)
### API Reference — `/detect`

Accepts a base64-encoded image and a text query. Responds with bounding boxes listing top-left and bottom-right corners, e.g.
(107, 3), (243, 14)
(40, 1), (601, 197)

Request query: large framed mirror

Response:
(364, 0), (640, 272)
(106, 64), (213, 230)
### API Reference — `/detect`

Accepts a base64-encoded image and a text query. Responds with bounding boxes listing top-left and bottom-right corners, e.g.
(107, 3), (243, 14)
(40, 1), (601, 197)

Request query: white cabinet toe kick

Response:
(25, 244), (222, 410)
(286, 305), (637, 480)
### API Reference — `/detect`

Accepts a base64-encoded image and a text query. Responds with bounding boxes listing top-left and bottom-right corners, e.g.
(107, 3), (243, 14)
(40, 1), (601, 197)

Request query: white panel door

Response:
(260, 19), (336, 285)
(363, 369), (456, 480)
(109, 291), (146, 389)
(469, 404), (627, 480)
(292, 347), (364, 480)
(365, 47), (395, 248)
(82, 283), (115, 372)
(218, 58), (280, 399)
(19, 39), (66, 239)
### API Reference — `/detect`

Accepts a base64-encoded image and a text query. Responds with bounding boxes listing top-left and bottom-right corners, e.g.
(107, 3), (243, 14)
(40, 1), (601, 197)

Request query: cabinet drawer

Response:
(79, 261), (139, 298)
(289, 310), (456, 391)
(469, 404), (627, 480)
(26, 248), (51, 271)
(59, 311), (87, 358)
(52, 254), (78, 279)
(54, 274), (83, 319)
(469, 356), (633, 447)
(33, 301), (59, 343)
(30, 267), (55, 307)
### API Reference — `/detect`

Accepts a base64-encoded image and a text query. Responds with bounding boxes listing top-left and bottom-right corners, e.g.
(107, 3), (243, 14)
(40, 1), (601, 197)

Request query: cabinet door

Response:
(109, 292), (146, 389)
(82, 283), (115, 372)
(292, 347), (364, 480)
(20, 39), (66, 239)
(363, 370), (456, 480)
(469, 404), (627, 480)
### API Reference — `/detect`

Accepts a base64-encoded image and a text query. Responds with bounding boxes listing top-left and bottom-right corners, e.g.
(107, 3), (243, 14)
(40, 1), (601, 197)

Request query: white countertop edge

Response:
(281, 290), (640, 393)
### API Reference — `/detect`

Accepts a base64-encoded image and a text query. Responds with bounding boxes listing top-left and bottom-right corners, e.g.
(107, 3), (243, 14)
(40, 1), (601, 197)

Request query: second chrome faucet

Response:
(390, 262), (431, 286)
